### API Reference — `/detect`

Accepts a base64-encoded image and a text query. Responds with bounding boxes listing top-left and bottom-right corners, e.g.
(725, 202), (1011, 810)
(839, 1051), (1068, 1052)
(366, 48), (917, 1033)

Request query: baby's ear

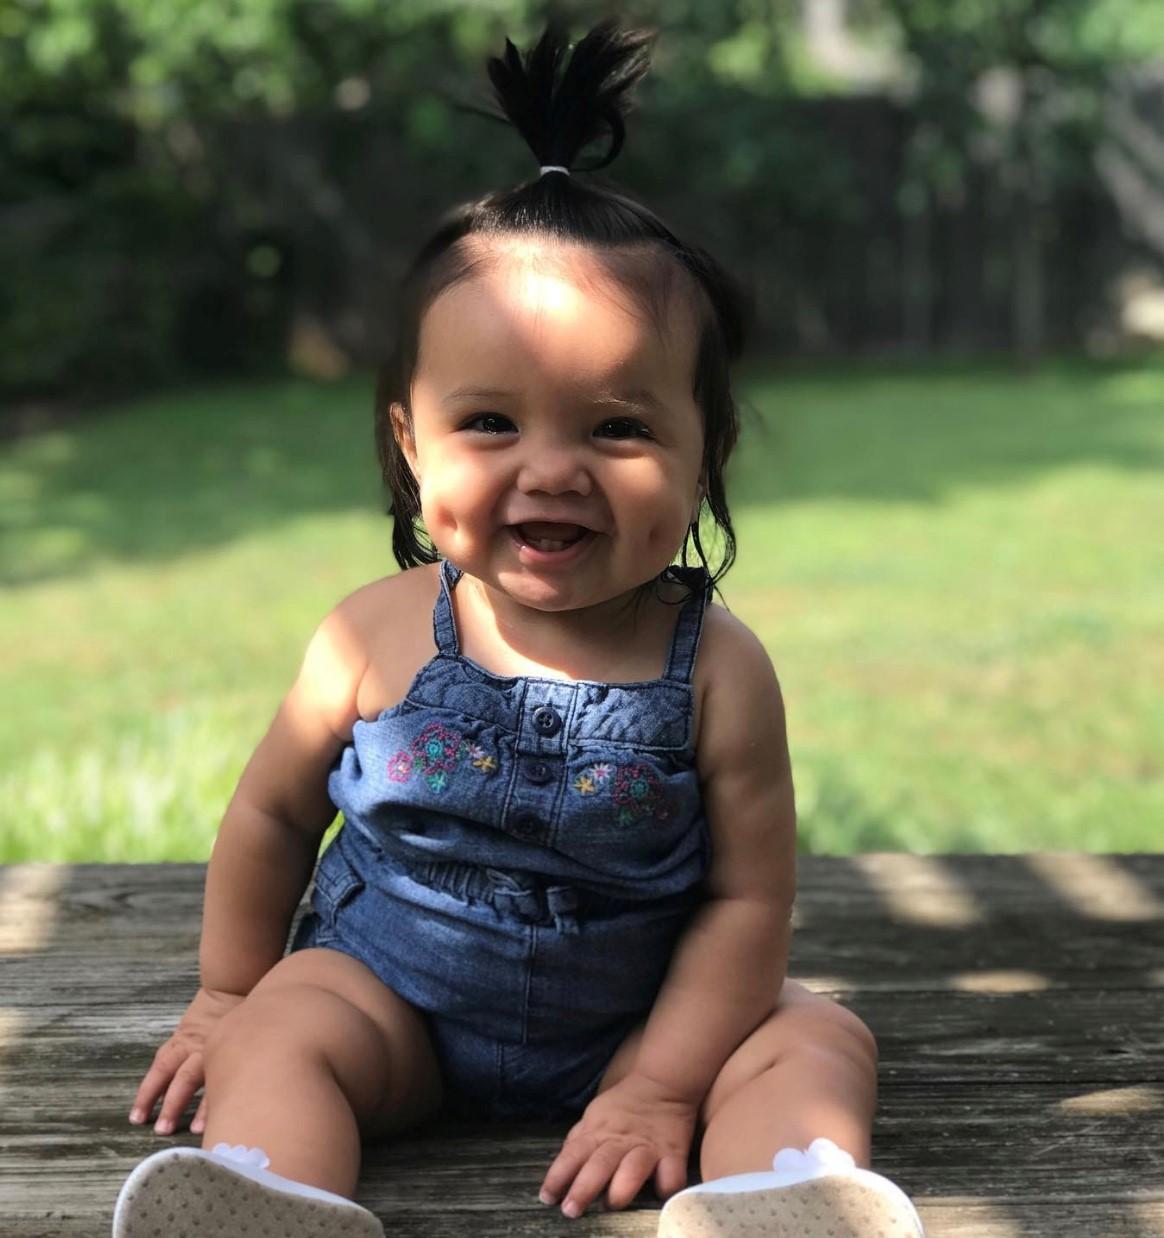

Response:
(389, 402), (419, 477)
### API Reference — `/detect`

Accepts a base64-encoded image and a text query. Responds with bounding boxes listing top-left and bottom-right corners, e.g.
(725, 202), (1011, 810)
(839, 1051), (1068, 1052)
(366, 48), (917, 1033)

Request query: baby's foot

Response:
(113, 1143), (384, 1238)
(657, 1137), (924, 1238)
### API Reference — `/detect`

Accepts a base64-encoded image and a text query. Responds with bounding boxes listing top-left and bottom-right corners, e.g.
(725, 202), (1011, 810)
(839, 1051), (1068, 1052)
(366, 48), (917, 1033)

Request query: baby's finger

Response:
(129, 1050), (182, 1125)
(604, 1144), (660, 1211)
(560, 1144), (628, 1217)
(191, 1096), (208, 1136)
(153, 1055), (204, 1135)
(540, 1137), (595, 1205)
(653, 1152), (690, 1200)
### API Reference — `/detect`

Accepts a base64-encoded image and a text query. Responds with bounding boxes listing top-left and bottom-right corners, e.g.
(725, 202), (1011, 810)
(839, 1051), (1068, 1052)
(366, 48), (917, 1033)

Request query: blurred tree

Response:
(2, 0), (1162, 405)
(0, 0), (527, 395)
(875, 0), (1164, 363)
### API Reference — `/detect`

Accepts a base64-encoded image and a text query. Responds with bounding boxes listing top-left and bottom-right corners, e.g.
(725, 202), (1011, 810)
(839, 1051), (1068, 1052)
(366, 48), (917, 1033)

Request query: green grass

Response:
(2, 358), (1162, 861)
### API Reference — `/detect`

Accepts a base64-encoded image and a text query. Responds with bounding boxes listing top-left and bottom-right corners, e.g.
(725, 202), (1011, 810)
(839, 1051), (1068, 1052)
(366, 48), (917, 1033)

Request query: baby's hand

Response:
(128, 986), (244, 1136)
(539, 1072), (696, 1218)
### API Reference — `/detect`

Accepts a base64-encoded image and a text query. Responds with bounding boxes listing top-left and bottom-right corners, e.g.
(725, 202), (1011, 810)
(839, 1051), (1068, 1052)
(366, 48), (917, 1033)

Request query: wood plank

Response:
(5, 855), (1164, 993)
(2, 855), (1162, 1238)
(4, 1120), (1164, 1236)
(5, 987), (1163, 1084)
(4, 1083), (1162, 1203)
(5, 1204), (1163, 1238)
(6, 853), (1164, 928)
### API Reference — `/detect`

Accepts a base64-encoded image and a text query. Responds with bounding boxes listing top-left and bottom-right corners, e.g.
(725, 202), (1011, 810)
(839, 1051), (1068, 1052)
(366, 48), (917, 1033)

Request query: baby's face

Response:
(396, 240), (705, 615)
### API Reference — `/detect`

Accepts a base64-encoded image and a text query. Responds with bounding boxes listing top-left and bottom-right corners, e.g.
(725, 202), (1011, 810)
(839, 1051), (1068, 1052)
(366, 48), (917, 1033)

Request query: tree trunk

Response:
(1010, 74), (1046, 369)
(902, 183), (933, 354)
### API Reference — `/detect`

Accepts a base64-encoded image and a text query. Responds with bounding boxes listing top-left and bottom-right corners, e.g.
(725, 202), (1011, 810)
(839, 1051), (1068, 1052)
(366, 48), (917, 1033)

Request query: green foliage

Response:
(3, 360), (1163, 859)
(3, 0), (1164, 402)
(882, 0), (1164, 176)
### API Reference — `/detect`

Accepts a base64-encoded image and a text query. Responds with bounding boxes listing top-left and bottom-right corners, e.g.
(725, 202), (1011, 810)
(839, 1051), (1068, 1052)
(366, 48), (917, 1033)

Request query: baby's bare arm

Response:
(131, 595), (374, 1131)
(632, 611), (796, 1098)
(541, 610), (795, 1215)
(200, 601), (370, 993)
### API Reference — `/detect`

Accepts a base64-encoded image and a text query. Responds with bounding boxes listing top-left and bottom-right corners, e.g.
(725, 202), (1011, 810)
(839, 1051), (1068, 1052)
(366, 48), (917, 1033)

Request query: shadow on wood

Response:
(2, 854), (1162, 1236)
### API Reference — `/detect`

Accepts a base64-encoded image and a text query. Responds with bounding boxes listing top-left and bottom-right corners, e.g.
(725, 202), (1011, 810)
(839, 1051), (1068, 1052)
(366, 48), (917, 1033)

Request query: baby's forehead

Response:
(429, 236), (700, 355)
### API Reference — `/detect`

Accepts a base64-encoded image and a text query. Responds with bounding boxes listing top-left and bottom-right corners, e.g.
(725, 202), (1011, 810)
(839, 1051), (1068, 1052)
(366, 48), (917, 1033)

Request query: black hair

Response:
(375, 19), (751, 590)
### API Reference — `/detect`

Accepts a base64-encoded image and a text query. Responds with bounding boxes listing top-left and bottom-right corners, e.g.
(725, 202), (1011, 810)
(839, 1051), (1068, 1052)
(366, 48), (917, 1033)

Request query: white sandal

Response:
(657, 1137), (925, 1237)
(112, 1143), (384, 1238)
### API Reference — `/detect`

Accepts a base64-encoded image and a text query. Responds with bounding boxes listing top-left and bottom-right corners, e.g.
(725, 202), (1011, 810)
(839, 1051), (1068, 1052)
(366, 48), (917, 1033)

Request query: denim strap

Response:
(660, 566), (712, 685)
(433, 558), (462, 655)
(435, 557), (709, 683)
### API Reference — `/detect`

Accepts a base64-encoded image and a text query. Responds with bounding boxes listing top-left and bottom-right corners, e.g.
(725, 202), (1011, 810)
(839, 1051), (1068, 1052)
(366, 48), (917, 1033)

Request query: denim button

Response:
(512, 810), (540, 838)
(525, 759), (553, 785)
(532, 705), (561, 736)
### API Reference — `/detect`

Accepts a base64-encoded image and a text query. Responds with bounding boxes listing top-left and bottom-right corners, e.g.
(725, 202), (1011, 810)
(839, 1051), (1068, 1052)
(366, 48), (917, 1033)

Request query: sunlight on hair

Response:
(1059, 1085), (1163, 1116)
(508, 260), (587, 321)
(0, 864), (64, 954)
(852, 854), (982, 927)
(951, 969), (1050, 994)
(1025, 854), (1164, 921)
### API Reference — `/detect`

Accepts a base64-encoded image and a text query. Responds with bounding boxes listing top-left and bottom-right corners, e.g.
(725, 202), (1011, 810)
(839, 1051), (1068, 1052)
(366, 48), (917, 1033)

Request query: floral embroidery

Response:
(613, 762), (669, 824)
(573, 760), (669, 824)
(386, 723), (497, 793)
(573, 761), (613, 796)
(387, 751), (413, 781)
(467, 743), (498, 774)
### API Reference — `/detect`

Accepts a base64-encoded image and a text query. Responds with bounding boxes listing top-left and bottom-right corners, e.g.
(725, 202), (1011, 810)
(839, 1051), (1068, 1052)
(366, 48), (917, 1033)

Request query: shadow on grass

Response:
(3, 357), (1164, 587)
(731, 354), (1164, 508)
(2, 376), (383, 587)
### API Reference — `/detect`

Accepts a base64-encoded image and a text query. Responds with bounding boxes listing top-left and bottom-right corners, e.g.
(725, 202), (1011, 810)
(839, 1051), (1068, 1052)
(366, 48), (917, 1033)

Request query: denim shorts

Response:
(289, 559), (712, 1120)
(289, 826), (693, 1120)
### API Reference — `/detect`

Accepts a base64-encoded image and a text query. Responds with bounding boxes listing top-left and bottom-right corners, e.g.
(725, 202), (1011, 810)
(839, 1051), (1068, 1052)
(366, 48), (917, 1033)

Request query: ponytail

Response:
(378, 21), (751, 587)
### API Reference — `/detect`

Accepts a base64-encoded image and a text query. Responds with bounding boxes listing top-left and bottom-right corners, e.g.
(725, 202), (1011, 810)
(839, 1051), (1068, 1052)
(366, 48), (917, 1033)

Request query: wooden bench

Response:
(2, 854), (1162, 1236)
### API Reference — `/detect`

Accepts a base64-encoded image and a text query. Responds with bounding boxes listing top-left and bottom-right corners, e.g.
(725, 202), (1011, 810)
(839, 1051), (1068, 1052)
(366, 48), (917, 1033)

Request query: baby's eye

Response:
(463, 413), (516, 435)
(596, 417), (652, 440)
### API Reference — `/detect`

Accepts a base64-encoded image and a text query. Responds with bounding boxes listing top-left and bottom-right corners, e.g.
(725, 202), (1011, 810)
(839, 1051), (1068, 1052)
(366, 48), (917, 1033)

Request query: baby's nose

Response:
(517, 443), (592, 496)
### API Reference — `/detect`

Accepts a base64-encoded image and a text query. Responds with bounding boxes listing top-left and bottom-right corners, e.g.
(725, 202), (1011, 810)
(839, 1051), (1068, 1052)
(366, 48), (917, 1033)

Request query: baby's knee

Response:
(763, 998), (879, 1085)
(202, 989), (289, 1071)
(809, 1003), (879, 1073)
(203, 983), (384, 1079)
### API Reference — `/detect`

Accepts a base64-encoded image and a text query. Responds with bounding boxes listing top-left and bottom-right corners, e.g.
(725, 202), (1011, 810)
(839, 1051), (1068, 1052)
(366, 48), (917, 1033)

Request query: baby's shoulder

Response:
(692, 602), (785, 747)
(695, 600), (776, 675)
(330, 562), (441, 635)
(326, 564), (442, 721)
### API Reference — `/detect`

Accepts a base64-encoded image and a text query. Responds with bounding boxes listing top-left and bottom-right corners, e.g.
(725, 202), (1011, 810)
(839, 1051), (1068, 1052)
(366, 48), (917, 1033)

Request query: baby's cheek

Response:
(419, 478), (487, 548)
(419, 495), (460, 544)
(644, 508), (696, 561)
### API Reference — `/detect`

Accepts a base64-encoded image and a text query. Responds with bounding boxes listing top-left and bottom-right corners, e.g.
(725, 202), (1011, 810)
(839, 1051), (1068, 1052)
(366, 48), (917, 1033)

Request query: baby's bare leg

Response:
(201, 948), (442, 1197)
(697, 980), (878, 1178)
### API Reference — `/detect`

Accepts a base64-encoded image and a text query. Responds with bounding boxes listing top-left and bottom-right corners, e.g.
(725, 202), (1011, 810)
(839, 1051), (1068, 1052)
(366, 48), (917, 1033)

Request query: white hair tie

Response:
(539, 165), (571, 177)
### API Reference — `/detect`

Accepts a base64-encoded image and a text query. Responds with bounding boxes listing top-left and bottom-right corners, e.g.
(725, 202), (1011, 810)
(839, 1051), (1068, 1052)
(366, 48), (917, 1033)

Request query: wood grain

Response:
(2, 855), (1162, 1236)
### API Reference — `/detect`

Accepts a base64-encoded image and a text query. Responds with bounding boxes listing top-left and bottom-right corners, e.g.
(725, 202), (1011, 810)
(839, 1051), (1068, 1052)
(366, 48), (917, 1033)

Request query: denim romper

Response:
(291, 559), (712, 1119)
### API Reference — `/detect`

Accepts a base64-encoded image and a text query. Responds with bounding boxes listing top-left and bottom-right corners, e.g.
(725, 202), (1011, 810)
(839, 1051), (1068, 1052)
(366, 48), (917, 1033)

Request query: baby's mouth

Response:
(513, 522), (590, 552)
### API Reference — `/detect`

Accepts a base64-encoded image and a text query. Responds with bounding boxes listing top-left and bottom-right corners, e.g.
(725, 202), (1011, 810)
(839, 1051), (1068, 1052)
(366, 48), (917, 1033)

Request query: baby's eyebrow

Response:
(593, 388), (666, 415)
(440, 384), (666, 414)
(442, 385), (514, 406)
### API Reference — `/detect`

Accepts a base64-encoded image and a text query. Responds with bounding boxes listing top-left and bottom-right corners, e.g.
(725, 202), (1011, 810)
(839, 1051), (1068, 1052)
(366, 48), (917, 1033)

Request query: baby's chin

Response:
(485, 569), (663, 617)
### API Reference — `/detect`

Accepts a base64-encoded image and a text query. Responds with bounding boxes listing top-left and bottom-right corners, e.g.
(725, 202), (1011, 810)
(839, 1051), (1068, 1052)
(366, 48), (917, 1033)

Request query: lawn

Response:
(2, 357), (1162, 861)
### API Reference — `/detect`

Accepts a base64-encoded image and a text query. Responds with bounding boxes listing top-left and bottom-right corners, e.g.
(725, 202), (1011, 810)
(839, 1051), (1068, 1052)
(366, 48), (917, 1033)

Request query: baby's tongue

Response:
(519, 522), (586, 545)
